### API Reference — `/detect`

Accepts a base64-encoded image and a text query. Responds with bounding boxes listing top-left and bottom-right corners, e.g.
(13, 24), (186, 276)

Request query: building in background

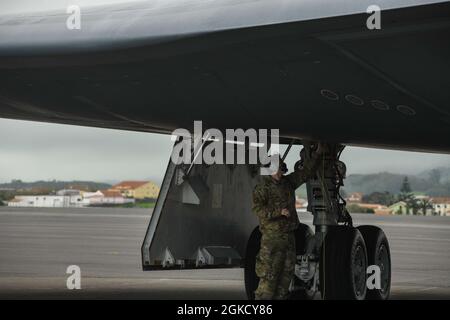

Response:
(295, 197), (308, 212)
(98, 190), (134, 205)
(7, 194), (84, 208)
(79, 190), (134, 206)
(346, 192), (363, 203)
(431, 197), (450, 216)
(389, 201), (408, 215)
(56, 189), (81, 196)
(7, 189), (134, 208)
(110, 181), (159, 200)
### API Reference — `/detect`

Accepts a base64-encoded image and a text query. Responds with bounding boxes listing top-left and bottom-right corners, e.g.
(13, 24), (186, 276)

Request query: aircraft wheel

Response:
(290, 223), (316, 300)
(357, 226), (391, 300)
(320, 227), (368, 300)
(244, 226), (261, 300)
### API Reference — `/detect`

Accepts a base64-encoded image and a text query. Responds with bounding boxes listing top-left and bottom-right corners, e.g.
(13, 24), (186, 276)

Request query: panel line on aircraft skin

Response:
(317, 20), (450, 43)
(0, 94), (63, 119)
(0, 93), (170, 132)
(316, 37), (450, 118)
(73, 96), (169, 132)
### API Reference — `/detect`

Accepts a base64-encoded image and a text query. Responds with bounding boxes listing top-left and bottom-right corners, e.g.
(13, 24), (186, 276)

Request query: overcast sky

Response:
(1, 1), (449, 184)
(0, 118), (449, 184)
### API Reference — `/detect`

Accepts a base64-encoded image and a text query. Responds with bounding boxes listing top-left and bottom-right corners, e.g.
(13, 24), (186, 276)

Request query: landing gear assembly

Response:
(139, 137), (391, 300)
(244, 143), (392, 300)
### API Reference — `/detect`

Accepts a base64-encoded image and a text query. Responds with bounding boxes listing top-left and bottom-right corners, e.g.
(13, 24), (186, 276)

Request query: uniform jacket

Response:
(252, 154), (321, 234)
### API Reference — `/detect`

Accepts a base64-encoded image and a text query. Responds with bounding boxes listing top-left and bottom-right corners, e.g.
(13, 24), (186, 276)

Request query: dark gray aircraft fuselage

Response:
(0, 0), (449, 152)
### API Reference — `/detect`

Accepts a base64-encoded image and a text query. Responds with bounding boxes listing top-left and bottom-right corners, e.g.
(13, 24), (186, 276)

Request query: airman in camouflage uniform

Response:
(252, 147), (323, 300)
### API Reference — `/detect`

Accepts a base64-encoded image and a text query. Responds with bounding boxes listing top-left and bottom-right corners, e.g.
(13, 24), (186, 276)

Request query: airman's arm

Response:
(286, 152), (322, 189)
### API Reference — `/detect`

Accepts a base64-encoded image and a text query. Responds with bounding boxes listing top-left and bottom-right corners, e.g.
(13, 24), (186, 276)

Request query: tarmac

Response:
(0, 207), (449, 299)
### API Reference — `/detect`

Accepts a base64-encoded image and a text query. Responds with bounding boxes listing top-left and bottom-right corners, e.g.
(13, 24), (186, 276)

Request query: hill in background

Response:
(295, 167), (450, 198)
(1, 167), (449, 200)
(343, 167), (450, 197)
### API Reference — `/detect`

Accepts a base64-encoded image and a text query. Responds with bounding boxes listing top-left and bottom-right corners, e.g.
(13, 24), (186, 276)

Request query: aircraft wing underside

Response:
(0, 0), (449, 153)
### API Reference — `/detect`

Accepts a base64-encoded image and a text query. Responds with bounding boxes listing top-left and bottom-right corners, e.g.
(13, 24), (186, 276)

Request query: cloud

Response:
(0, 118), (449, 184)
(0, 119), (172, 184)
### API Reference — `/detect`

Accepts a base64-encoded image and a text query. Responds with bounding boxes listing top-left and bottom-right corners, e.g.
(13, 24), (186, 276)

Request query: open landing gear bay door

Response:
(141, 153), (260, 270)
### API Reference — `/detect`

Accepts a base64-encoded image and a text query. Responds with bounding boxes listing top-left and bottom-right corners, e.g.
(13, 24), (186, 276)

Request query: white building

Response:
(82, 190), (134, 206)
(431, 197), (450, 216)
(56, 189), (81, 196)
(7, 195), (84, 208)
(81, 190), (104, 206)
(8, 189), (135, 208)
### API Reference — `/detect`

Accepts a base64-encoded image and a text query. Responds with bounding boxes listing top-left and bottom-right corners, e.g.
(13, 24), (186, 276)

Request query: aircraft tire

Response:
(244, 226), (262, 300)
(320, 227), (368, 300)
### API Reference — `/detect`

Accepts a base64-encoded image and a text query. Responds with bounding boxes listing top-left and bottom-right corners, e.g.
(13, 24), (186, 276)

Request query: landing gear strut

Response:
(244, 142), (392, 300)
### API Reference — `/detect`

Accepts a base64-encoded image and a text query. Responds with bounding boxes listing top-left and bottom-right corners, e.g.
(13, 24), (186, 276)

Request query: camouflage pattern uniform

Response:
(252, 154), (321, 300)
